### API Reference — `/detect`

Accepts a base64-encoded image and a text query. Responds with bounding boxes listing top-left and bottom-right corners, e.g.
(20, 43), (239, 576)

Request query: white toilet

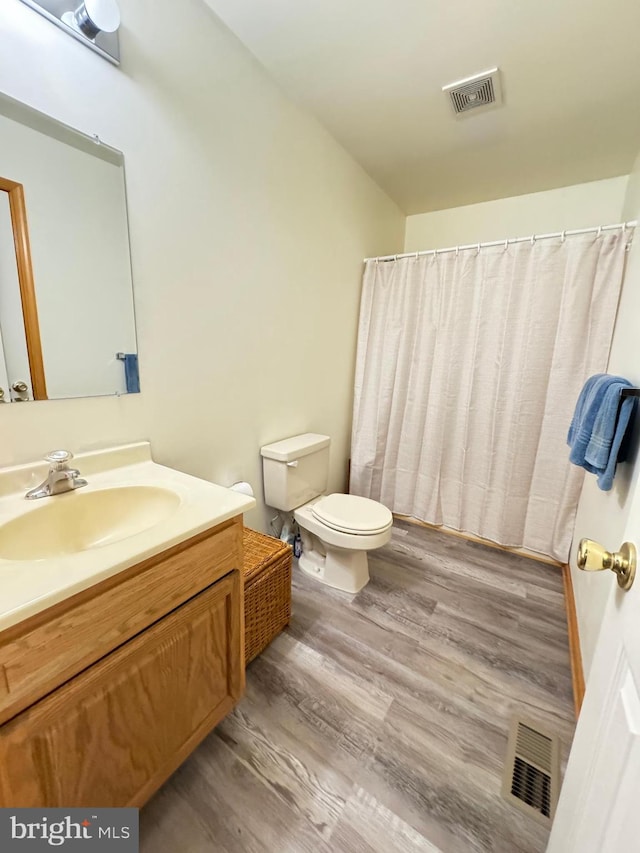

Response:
(260, 433), (393, 593)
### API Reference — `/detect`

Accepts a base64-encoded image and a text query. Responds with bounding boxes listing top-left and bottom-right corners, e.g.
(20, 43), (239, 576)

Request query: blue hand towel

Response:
(568, 374), (637, 490)
(123, 354), (140, 394)
(567, 374), (613, 466)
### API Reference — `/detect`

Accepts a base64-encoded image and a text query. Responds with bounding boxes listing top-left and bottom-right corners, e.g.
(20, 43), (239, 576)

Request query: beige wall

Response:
(571, 151), (640, 677)
(0, 0), (404, 529)
(404, 177), (629, 251)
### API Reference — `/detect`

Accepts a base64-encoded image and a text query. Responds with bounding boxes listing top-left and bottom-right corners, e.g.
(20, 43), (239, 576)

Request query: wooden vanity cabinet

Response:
(0, 516), (245, 808)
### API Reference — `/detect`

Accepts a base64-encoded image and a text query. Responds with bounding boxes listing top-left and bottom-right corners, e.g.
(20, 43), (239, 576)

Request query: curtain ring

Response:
(530, 234), (536, 246)
(622, 222), (627, 234)
(455, 246), (459, 257)
(597, 226), (602, 238)
(504, 238), (509, 251)
(476, 243), (481, 255)
(414, 252), (419, 260)
(561, 230), (566, 243)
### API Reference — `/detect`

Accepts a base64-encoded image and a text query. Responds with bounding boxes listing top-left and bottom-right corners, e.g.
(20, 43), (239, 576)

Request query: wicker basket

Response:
(242, 527), (292, 664)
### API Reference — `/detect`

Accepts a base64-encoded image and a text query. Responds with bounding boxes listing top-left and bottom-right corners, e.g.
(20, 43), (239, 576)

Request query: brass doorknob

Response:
(577, 538), (636, 590)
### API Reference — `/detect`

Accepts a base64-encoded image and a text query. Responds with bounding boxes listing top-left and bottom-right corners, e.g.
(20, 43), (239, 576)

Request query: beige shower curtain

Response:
(350, 233), (628, 560)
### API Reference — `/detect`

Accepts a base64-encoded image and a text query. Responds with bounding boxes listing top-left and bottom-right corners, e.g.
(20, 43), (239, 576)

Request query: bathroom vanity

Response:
(0, 442), (254, 807)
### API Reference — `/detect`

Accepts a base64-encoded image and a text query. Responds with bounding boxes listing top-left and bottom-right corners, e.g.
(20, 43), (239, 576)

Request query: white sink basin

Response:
(0, 485), (180, 561)
(0, 442), (256, 631)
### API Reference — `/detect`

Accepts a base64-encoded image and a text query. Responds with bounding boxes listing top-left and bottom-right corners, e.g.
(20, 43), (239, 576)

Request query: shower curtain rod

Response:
(364, 220), (638, 263)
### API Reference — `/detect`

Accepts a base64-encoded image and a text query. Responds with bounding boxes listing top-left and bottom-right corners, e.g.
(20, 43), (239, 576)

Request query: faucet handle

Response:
(45, 449), (74, 469)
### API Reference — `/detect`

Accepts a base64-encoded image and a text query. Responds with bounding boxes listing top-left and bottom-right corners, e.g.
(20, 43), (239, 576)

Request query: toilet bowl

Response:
(260, 433), (392, 594)
(294, 494), (392, 593)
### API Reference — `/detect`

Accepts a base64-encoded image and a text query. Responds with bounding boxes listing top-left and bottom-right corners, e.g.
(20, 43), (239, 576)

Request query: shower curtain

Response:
(350, 233), (628, 560)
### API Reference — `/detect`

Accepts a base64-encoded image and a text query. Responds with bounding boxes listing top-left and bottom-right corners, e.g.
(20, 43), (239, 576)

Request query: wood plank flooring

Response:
(140, 520), (575, 852)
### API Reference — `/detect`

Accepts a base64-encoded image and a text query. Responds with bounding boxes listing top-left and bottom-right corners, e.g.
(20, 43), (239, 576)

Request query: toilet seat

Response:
(312, 493), (392, 535)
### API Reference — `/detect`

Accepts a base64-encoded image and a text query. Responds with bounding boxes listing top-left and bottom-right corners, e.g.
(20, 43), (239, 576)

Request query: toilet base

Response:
(298, 538), (370, 594)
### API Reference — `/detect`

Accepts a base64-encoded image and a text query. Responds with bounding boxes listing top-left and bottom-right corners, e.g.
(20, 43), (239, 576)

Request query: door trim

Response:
(562, 563), (585, 717)
(0, 177), (47, 400)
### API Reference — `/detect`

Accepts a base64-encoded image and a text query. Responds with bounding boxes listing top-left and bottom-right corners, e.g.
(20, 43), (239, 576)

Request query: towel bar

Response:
(620, 388), (640, 398)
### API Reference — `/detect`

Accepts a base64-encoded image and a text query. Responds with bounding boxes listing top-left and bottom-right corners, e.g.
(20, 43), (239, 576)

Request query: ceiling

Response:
(203, 0), (640, 214)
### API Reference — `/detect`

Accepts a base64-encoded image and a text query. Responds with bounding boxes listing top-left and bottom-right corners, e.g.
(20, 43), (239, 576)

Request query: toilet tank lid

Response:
(260, 433), (330, 462)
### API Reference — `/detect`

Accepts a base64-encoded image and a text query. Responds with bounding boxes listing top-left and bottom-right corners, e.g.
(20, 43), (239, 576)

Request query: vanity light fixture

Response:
(18, 0), (121, 65)
(61, 0), (121, 40)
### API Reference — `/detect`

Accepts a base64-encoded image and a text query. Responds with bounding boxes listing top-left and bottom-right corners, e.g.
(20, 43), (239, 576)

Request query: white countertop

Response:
(0, 442), (255, 632)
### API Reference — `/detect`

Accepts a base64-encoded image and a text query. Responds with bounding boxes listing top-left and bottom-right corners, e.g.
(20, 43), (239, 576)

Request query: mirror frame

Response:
(0, 176), (47, 400)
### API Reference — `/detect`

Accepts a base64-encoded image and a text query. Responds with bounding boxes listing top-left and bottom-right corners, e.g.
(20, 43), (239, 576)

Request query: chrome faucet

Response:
(25, 450), (88, 500)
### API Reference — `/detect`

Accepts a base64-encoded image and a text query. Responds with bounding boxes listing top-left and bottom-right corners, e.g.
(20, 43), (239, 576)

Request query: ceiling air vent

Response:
(443, 68), (502, 116)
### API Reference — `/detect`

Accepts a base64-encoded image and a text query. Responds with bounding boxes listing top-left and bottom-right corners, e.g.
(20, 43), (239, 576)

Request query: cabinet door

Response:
(0, 572), (243, 808)
(0, 520), (241, 726)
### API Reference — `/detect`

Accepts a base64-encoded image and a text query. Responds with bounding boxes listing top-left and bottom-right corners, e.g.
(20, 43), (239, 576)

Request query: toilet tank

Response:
(261, 433), (331, 511)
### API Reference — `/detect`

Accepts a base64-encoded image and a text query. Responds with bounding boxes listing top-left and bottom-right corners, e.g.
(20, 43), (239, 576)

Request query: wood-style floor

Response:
(140, 520), (575, 853)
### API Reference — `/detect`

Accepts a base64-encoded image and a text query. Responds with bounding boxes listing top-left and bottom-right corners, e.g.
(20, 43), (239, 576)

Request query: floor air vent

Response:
(502, 717), (560, 824)
(442, 68), (502, 116)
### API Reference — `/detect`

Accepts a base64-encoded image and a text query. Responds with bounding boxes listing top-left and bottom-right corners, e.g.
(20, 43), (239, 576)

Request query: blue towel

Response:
(568, 373), (637, 490)
(122, 353), (140, 394)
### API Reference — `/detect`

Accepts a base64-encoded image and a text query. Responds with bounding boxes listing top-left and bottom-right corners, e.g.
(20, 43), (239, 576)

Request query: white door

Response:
(0, 189), (33, 401)
(548, 502), (640, 849)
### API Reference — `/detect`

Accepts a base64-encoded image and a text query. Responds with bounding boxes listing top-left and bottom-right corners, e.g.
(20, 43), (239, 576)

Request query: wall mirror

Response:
(0, 91), (139, 403)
